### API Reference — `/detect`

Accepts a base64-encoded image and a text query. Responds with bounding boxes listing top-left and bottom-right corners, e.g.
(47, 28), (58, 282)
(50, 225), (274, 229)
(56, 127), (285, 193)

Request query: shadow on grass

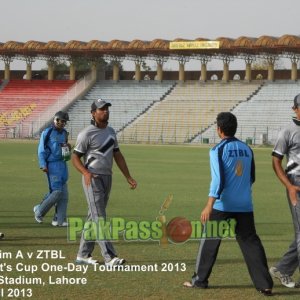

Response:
(208, 284), (253, 289)
(185, 284), (300, 297)
(273, 290), (300, 296)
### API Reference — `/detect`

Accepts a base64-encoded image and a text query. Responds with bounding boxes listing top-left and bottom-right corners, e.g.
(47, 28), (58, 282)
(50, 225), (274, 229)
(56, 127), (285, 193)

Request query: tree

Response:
(252, 58), (285, 70)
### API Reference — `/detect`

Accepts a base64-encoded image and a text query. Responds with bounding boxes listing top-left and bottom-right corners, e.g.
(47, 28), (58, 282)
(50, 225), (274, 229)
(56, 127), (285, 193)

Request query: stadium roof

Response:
(1, 35), (300, 59)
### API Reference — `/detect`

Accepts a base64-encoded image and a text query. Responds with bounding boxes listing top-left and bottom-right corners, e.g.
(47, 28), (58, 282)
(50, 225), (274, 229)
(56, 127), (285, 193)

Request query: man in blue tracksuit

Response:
(184, 112), (273, 296)
(34, 111), (71, 227)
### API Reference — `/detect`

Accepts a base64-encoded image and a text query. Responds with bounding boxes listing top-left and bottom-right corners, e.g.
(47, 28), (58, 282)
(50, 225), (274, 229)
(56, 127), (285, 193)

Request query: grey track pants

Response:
(275, 174), (300, 275)
(77, 174), (117, 262)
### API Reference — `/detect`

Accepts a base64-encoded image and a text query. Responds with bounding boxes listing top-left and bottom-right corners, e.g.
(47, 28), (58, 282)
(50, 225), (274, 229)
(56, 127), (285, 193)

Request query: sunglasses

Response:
(56, 118), (67, 123)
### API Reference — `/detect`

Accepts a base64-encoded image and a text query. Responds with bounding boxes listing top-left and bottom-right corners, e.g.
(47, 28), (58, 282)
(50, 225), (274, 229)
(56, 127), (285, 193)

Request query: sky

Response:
(1, 0), (299, 70)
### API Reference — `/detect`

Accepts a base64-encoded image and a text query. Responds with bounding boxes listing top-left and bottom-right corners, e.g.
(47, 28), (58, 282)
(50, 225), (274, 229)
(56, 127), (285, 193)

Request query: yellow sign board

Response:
(169, 41), (220, 50)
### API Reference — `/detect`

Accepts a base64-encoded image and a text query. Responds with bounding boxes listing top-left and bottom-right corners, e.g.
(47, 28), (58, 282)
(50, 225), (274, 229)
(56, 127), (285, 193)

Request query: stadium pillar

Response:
(4, 63), (10, 80)
(244, 56), (255, 82)
(156, 63), (163, 81)
(179, 63), (185, 81)
(196, 55), (211, 81)
(221, 56), (232, 82)
(47, 62), (55, 80)
(267, 63), (274, 81)
(25, 63), (32, 80)
(222, 63), (229, 82)
(245, 63), (252, 82)
(200, 63), (207, 81)
(91, 63), (97, 81)
(152, 56), (167, 81)
(291, 61), (298, 81)
(265, 55), (276, 81)
(135, 63), (141, 81)
(113, 63), (119, 81)
(70, 63), (76, 80)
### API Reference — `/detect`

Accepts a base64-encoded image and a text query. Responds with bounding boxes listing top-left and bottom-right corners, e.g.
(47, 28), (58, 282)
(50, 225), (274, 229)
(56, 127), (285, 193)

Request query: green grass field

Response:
(0, 140), (298, 299)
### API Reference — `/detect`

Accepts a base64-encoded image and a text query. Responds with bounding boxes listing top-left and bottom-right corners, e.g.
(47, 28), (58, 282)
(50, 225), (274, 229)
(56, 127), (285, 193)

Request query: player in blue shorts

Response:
(184, 112), (273, 296)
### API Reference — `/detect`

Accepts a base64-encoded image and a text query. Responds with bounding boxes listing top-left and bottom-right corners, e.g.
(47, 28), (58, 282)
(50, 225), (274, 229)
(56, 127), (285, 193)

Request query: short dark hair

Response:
(216, 112), (237, 137)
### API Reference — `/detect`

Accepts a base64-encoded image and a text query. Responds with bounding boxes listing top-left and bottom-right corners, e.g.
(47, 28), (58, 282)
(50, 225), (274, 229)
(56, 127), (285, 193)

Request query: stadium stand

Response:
(0, 80), (75, 138)
(193, 81), (300, 145)
(67, 80), (176, 139)
(0, 79), (8, 91)
(1, 78), (300, 145)
(119, 81), (262, 143)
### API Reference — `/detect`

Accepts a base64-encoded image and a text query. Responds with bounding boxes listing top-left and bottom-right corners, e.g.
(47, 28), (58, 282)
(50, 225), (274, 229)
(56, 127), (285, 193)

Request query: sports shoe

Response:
(33, 205), (43, 224)
(269, 266), (295, 288)
(105, 257), (126, 267)
(52, 220), (68, 227)
(257, 289), (273, 296)
(75, 256), (100, 265)
(0, 232), (4, 240)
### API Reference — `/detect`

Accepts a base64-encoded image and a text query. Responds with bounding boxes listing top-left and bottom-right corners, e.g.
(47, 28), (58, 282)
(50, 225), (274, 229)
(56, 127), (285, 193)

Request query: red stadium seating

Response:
(0, 80), (75, 134)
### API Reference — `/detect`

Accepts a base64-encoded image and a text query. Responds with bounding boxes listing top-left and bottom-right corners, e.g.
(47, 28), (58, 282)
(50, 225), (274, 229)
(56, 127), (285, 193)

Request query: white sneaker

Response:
(52, 220), (68, 227)
(51, 220), (58, 226)
(105, 257), (126, 267)
(0, 232), (4, 239)
(75, 256), (99, 265)
(269, 266), (295, 288)
(33, 205), (43, 223)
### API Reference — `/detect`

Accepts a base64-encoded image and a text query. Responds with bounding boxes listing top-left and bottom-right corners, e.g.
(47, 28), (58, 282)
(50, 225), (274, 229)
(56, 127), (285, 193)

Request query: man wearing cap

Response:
(269, 94), (300, 288)
(34, 111), (71, 227)
(72, 98), (137, 267)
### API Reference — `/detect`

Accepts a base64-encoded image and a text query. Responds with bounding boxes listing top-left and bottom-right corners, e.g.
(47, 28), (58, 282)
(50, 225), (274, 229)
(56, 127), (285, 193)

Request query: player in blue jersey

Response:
(33, 111), (71, 227)
(184, 112), (273, 296)
(269, 94), (300, 288)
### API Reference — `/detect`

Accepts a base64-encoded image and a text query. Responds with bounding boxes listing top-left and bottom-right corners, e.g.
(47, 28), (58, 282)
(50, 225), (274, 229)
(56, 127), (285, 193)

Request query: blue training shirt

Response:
(209, 137), (255, 212)
(38, 126), (68, 169)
